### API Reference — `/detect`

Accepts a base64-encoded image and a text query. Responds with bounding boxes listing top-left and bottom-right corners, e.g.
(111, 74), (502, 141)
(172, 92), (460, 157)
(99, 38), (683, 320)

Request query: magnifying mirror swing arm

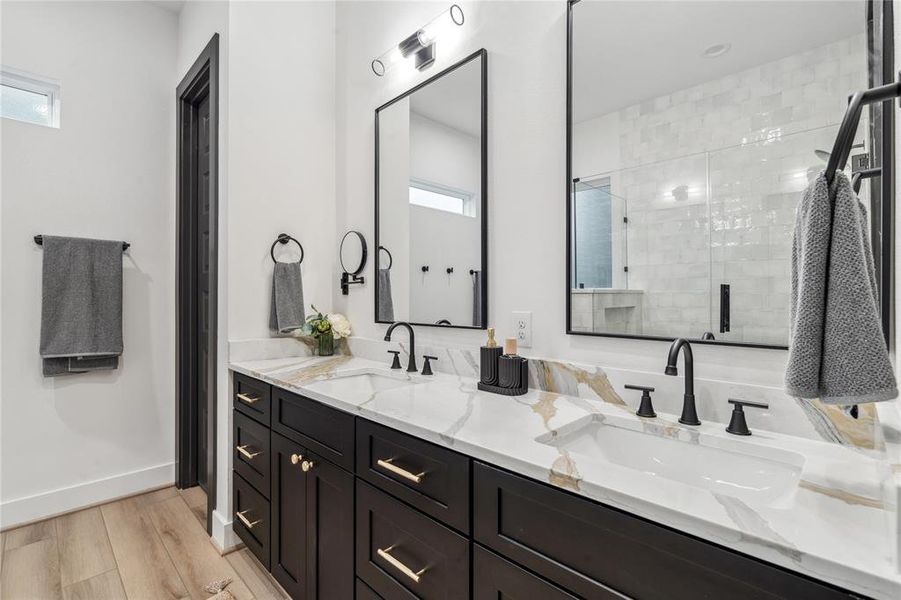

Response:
(340, 230), (368, 295)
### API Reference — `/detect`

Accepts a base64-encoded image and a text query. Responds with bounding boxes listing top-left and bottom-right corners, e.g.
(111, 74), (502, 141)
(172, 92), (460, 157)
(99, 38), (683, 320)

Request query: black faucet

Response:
(384, 322), (417, 372)
(665, 338), (700, 426)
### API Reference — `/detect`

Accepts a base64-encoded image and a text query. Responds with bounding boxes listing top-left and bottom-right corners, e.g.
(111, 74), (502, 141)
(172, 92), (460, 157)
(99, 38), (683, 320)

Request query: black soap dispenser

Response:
(480, 327), (502, 386)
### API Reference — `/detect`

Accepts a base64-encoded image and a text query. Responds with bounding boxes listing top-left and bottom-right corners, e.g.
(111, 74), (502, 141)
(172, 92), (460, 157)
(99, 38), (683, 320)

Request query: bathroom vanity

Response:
(229, 355), (896, 600)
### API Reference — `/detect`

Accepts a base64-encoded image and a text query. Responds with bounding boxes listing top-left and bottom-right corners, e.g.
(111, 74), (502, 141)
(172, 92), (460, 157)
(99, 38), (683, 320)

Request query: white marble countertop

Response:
(230, 354), (899, 599)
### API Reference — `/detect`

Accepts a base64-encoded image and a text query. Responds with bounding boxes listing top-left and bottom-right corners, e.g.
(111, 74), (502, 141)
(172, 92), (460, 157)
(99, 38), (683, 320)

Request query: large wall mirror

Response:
(376, 49), (488, 329)
(566, 0), (894, 349)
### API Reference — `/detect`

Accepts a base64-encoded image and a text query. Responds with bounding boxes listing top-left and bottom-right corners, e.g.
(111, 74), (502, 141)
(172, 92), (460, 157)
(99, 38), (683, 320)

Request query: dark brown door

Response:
(176, 33), (218, 534)
(305, 450), (354, 599)
(195, 94), (211, 490)
(271, 433), (309, 599)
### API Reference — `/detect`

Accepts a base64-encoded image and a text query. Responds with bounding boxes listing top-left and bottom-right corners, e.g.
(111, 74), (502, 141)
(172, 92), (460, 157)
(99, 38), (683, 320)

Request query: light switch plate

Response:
(512, 311), (532, 348)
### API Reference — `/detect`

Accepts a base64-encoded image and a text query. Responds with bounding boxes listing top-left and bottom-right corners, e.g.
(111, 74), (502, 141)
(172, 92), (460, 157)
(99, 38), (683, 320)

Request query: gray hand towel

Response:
(269, 261), (305, 335)
(784, 172), (897, 404)
(471, 269), (483, 327)
(377, 268), (395, 322)
(39, 235), (123, 376)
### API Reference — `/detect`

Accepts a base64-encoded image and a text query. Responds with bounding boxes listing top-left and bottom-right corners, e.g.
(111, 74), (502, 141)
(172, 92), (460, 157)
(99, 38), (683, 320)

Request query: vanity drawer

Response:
(233, 411), (270, 498)
(233, 472), (270, 569)
(272, 387), (354, 471)
(233, 372), (271, 426)
(474, 462), (854, 600)
(356, 579), (383, 600)
(356, 480), (469, 599)
(473, 544), (581, 600)
(356, 419), (470, 533)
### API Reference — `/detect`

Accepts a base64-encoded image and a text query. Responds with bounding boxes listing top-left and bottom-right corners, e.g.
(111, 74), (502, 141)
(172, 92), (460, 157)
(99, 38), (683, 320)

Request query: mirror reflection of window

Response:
(409, 180), (475, 217)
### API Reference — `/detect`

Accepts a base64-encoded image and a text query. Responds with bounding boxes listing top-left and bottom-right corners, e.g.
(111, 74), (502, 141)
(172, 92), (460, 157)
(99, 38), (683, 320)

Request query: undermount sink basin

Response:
(306, 371), (421, 395)
(540, 416), (804, 506)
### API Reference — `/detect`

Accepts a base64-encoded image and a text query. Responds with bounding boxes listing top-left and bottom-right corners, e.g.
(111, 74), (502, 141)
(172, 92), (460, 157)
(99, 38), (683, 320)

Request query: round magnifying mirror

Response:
(340, 230), (368, 275)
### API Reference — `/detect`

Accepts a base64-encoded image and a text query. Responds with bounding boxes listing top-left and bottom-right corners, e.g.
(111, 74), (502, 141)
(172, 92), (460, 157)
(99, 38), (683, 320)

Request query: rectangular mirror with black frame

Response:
(375, 49), (488, 329)
(566, 0), (894, 349)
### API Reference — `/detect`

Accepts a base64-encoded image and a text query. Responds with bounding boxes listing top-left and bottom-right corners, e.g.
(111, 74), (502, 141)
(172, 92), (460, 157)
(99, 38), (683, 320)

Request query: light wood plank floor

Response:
(0, 487), (288, 600)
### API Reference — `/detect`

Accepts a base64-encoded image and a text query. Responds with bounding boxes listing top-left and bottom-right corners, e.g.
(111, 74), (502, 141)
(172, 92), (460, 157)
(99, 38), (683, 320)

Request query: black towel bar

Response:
(825, 78), (901, 184)
(34, 235), (130, 251)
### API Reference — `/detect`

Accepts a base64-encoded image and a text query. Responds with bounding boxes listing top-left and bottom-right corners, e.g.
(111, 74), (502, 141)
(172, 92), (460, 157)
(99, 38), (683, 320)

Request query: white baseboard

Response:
(0, 462), (175, 529)
(210, 508), (241, 553)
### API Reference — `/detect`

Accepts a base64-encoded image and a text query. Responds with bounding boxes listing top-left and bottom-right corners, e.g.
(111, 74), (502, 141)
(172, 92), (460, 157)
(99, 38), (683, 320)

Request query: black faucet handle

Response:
(625, 384), (656, 418)
(726, 399), (768, 436)
(728, 398), (768, 410)
(422, 355), (438, 376)
(387, 350), (402, 370)
(624, 384), (655, 393)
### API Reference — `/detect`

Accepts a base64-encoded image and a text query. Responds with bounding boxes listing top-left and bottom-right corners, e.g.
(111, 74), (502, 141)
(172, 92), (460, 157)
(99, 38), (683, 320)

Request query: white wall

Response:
(0, 1), (178, 526)
(335, 0), (790, 387)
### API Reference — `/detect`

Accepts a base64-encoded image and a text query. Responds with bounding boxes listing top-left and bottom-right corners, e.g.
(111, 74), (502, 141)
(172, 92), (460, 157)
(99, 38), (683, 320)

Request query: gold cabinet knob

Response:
(301, 460), (315, 473)
(290, 453), (303, 465)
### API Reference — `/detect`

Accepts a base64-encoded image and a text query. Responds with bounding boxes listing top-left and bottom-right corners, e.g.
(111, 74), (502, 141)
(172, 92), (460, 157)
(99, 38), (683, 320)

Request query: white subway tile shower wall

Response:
(574, 34), (868, 345)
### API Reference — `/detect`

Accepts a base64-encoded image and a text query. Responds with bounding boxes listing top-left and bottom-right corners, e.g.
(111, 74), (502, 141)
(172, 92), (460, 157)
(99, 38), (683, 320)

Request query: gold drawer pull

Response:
(377, 458), (424, 484)
(236, 392), (260, 405)
(236, 445), (261, 459)
(377, 546), (425, 583)
(236, 510), (261, 529)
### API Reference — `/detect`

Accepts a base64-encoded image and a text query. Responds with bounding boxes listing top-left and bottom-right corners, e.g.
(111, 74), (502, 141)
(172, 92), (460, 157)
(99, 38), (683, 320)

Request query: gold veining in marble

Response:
(281, 355), (353, 385)
(549, 449), (582, 492)
(530, 391), (561, 431)
(534, 361), (627, 407)
(799, 480), (884, 509)
(816, 401), (882, 451)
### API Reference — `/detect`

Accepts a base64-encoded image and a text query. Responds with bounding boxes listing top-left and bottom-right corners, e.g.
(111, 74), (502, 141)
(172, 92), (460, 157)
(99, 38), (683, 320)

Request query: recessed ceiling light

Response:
(702, 43), (731, 58)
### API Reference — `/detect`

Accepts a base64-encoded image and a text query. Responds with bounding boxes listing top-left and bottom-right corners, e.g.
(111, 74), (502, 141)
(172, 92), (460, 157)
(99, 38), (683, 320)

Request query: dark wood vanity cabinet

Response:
(232, 378), (354, 600)
(270, 433), (354, 600)
(231, 372), (861, 600)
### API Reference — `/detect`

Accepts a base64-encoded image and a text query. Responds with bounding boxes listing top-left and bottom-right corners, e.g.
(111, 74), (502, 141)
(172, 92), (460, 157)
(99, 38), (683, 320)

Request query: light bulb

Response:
(371, 46), (405, 76)
(417, 4), (464, 47)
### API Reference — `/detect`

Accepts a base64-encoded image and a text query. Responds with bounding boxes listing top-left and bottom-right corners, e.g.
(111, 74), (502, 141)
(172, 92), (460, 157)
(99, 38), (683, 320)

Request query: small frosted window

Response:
(409, 180), (475, 217)
(1, 68), (60, 128)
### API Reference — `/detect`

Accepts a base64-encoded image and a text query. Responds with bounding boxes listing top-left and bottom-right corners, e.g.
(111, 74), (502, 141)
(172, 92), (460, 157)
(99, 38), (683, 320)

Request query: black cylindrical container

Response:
(498, 355), (525, 388)
(480, 346), (503, 385)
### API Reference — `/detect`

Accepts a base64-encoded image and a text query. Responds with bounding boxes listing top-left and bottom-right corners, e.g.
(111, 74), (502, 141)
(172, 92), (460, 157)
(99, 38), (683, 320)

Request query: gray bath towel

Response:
(40, 235), (123, 376)
(472, 269), (483, 327)
(784, 172), (897, 404)
(269, 261), (305, 335)
(377, 268), (395, 322)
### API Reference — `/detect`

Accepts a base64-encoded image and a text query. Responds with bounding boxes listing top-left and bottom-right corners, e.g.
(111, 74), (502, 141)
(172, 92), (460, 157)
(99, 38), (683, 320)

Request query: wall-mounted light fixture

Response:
(371, 4), (464, 76)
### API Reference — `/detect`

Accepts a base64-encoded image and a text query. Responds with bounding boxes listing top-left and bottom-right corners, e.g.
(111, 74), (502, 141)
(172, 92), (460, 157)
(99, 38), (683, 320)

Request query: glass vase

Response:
(317, 330), (335, 356)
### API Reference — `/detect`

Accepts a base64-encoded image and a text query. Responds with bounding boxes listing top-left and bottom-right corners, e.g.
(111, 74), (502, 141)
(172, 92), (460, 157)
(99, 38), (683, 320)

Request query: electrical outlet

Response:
(512, 311), (532, 348)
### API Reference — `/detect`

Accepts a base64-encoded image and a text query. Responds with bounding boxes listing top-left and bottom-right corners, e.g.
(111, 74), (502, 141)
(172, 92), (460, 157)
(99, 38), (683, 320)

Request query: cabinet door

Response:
(271, 433), (309, 599)
(305, 449), (354, 600)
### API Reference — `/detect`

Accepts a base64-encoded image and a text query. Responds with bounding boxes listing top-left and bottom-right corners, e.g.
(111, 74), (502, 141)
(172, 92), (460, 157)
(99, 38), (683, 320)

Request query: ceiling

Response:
(410, 57), (482, 138)
(573, 0), (867, 122)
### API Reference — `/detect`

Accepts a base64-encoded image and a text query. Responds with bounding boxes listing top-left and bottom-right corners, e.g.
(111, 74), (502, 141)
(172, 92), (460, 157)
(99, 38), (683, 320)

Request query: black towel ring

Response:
(378, 245), (393, 270)
(271, 233), (304, 264)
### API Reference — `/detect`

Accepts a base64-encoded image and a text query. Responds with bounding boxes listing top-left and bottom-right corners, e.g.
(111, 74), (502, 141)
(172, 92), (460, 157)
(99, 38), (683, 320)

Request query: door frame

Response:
(176, 34), (219, 534)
